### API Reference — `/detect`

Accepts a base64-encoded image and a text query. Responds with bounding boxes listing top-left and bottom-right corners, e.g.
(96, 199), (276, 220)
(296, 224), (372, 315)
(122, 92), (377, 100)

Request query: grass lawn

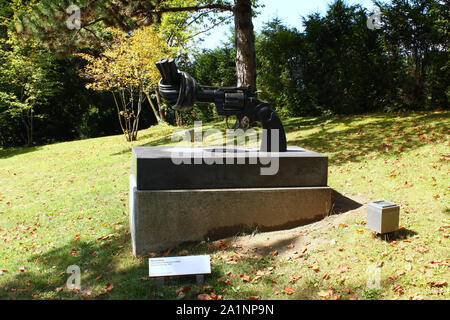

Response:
(0, 110), (448, 300)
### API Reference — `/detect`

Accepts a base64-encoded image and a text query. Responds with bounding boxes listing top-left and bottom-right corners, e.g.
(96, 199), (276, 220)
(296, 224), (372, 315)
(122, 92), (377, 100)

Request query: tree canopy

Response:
(0, 0), (448, 147)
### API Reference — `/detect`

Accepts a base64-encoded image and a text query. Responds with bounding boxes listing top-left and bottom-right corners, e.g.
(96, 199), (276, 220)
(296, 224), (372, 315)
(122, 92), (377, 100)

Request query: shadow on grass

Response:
(110, 111), (448, 165)
(202, 191), (363, 259)
(331, 190), (363, 215)
(0, 230), (153, 300)
(287, 111), (448, 166)
(0, 202), (409, 301)
(0, 146), (41, 159)
(111, 135), (176, 157)
(373, 227), (418, 242)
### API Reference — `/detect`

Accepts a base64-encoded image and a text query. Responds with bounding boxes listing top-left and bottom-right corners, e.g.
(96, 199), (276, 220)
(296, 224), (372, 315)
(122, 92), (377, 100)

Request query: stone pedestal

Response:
(129, 146), (332, 255)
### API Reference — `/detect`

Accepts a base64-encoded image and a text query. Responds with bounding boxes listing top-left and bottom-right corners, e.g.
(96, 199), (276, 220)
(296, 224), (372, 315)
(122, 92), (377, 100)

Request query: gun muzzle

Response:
(155, 58), (179, 85)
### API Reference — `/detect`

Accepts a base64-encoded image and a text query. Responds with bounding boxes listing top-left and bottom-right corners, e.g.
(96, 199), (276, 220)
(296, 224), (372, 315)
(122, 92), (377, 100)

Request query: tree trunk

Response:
(131, 90), (143, 141)
(155, 90), (166, 122)
(145, 91), (162, 123)
(22, 107), (33, 146)
(234, 0), (257, 90)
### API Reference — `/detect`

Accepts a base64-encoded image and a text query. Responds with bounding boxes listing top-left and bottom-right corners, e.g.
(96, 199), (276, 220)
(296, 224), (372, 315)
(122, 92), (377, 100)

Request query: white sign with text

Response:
(149, 255), (211, 277)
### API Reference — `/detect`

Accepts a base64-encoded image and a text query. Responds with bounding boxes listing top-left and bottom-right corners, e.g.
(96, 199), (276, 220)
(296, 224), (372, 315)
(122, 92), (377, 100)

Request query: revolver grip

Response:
(255, 104), (287, 152)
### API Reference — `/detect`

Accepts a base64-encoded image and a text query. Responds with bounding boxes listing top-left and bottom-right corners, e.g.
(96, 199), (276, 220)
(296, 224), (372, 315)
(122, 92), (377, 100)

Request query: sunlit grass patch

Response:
(0, 111), (448, 300)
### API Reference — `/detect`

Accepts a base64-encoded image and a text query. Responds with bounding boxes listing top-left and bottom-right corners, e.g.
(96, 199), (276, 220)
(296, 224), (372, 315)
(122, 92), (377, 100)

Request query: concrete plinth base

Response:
(129, 174), (332, 255)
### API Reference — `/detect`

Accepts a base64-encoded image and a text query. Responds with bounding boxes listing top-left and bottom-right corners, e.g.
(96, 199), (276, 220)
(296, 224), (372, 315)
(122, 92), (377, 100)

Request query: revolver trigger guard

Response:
(240, 116), (250, 130)
(228, 115), (250, 131)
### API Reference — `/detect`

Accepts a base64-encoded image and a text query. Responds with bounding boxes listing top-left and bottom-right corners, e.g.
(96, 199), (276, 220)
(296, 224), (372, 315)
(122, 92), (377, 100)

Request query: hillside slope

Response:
(0, 111), (448, 300)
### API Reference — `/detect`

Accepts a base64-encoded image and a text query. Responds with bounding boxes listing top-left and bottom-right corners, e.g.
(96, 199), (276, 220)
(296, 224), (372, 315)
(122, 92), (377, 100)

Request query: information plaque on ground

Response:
(149, 255), (211, 277)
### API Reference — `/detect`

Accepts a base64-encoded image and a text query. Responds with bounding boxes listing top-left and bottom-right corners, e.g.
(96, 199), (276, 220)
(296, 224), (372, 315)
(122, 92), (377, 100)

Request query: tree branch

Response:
(144, 4), (234, 15)
(183, 15), (233, 42)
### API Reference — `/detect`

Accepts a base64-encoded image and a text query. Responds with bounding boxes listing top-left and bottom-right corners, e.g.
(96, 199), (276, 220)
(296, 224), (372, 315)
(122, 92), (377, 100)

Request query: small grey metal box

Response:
(366, 201), (400, 234)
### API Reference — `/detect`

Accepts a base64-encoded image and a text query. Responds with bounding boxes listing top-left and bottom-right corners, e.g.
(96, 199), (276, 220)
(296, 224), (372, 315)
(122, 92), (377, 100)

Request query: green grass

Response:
(0, 111), (448, 300)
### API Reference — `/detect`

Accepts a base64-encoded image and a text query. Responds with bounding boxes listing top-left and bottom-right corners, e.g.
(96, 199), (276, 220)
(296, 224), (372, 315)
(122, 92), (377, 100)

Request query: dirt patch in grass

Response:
(233, 192), (366, 259)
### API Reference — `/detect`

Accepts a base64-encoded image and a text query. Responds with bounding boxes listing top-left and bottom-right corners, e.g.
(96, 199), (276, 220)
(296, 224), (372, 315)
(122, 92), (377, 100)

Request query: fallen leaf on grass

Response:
(181, 286), (191, 293)
(105, 283), (114, 291)
(392, 282), (404, 296)
(318, 290), (333, 299)
(197, 292), (222, 300)
(218, 277), (232, 285)
(337, 265), (349, 274)
(288, 274), (301, 284)
(310, 265), (320, 272)
(240, 274), (251, 282)
(253, 275), (263, 282)
(416, 246), (429, 254)
(389, 270), (405, 280)
(177, 291), (185, 300)
(426, 281), (447, 288)
(283, 287), (295, 295)
(203, 285), (214, 291)
(403, 181), (413, 188)
(248, 296), (260, 300)
(430, 289), (442, 295)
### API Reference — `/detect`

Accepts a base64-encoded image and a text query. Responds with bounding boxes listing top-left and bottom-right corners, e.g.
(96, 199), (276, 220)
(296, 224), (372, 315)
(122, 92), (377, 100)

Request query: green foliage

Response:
(1, 0), (448, 146)
(188, 0), (448, 117)
(0, 36), (124, 147)
(377, 0), (449, 109)
(296, 0), (398, 115)
(175, 44), (237, 125)
(256, 19), (304, 117)
(0, 37), (61, 146)
(187, 45), (236, 87)
(12, 0), (241, 55)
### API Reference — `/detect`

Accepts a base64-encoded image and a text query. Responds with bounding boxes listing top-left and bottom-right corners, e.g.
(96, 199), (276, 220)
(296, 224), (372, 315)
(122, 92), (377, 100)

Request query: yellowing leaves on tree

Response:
(77, 26), (171, 141)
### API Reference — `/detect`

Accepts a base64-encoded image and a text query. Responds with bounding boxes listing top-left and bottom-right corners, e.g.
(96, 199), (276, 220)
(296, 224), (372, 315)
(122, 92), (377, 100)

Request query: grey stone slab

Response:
(129, 174), (332, 255)
(132, 146), (328, 190)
